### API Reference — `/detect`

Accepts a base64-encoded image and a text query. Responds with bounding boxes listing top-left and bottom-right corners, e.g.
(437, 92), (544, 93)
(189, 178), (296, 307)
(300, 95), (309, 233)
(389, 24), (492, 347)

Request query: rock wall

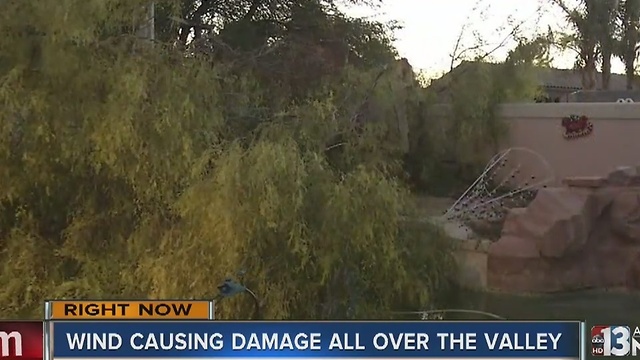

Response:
(487, 167), (640, 293)
(454, 238), (491, 291)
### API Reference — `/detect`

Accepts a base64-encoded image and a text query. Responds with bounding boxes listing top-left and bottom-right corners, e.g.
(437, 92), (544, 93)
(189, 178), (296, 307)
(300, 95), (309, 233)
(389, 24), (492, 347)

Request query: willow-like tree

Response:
(0, 0), (456, 318)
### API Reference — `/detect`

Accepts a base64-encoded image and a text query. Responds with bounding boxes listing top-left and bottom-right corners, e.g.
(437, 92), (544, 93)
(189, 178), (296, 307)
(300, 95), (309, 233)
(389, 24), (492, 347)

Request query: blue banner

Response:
(52, 321), (581, 358)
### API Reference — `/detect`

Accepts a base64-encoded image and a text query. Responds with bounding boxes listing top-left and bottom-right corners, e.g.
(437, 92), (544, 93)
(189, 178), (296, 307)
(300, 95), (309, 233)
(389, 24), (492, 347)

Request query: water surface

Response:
(447, 290), (640, 323)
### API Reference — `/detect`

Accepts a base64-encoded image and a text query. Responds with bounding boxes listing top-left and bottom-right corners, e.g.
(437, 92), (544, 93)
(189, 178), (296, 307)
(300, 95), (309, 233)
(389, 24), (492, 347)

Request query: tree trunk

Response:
(582, 57), (597, 90)
(602, 50), (612, 89)
(136, 3), (155, 40)
(626, 58), (636, 89)
(580, 35), (598, 90)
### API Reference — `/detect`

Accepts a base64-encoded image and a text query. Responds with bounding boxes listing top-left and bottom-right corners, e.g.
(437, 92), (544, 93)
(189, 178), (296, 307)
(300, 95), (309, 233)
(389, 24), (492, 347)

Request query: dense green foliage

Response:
(405, 45), (542, 195)
(0, 0), (459, 319)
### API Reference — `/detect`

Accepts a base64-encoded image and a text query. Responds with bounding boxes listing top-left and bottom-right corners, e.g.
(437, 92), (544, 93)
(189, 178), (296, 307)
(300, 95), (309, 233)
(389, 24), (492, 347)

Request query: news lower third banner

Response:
(51, 321), (584, 360)
(44, 300), (215, 320)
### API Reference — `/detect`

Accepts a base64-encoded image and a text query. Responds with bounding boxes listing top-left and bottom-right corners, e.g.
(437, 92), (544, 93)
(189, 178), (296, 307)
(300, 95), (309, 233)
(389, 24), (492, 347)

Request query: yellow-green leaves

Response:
(0, 0), (455, 320)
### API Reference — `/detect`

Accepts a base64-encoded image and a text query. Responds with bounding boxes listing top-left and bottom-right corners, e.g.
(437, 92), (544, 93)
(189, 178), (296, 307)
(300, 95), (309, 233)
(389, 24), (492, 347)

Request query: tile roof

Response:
(535, 66), (629, 90)
(430, 61), (635, 92)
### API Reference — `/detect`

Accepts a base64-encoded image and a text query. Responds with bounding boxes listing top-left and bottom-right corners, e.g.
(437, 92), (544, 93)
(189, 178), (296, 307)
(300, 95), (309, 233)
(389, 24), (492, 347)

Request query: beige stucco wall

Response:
(499, 103), (640, 185)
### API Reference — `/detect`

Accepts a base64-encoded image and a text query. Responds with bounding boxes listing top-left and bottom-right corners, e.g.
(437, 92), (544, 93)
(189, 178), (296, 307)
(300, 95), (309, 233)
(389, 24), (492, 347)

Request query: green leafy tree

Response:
(0, 0), (456, 318)
(507, 32), (555, 68)
(414, 35), (543, 195)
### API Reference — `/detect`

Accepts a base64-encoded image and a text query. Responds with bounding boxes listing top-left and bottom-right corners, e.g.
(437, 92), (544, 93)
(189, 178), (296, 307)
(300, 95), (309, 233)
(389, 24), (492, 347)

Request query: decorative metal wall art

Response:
(442, 147), (554, 240)
(561, 115), (593, 139)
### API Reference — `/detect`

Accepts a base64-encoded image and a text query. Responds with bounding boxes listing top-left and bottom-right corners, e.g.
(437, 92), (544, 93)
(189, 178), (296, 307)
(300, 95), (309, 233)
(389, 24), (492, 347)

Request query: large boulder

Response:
(487, 167), (640, 293)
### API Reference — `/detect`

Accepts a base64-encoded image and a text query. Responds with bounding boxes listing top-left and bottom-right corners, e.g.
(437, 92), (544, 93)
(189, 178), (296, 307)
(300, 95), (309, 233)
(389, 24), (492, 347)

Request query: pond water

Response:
(390, 290), (640, 360)
(441, 290), (640, 323)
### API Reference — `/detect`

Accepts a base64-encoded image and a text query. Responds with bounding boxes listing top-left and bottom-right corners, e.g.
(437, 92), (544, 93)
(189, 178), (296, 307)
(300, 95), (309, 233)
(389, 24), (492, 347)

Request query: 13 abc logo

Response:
(592, 333), (606, 356)
(592, 326), (638, 356)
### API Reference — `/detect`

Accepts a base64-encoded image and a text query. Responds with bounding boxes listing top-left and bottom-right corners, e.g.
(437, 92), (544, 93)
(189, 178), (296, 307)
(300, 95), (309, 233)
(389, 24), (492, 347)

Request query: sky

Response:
(343, 0), (625, 78)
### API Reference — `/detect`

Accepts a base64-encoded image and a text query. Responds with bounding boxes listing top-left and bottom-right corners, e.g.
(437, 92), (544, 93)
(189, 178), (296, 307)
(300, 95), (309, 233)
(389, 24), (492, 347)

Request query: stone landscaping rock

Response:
(487, 167), (640, 293)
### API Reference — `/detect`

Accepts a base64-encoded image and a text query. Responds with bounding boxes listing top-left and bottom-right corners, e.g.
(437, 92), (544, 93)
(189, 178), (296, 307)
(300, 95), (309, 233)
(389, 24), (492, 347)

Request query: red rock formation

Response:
(487, 166), (640, 293)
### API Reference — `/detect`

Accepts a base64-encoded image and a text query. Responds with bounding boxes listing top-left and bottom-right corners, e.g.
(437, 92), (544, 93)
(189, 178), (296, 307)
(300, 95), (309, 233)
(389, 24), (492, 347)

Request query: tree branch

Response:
(243, 0), (264, 20)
